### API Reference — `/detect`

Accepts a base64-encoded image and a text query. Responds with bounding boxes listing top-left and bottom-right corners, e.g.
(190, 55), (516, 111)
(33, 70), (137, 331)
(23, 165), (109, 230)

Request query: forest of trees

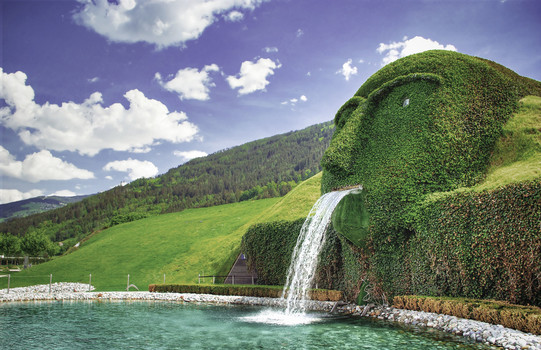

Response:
(0, 122), (334, 253)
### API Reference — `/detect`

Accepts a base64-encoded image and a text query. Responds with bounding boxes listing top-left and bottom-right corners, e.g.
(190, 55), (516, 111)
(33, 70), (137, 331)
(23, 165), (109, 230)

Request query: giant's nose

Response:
(321, 109), (363, 176)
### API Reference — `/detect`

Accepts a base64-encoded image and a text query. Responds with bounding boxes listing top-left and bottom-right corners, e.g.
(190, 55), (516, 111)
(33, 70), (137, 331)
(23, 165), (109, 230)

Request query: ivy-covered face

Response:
(322, 50), (521, 242)
(322, 74), (446, 237)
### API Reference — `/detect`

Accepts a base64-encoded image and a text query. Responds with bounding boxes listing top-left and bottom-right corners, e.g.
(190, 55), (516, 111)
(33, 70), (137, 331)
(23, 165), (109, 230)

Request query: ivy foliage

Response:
(318, 50), (541, 305)
(321, 50), (540, 231)
(405, 180), (541, 305)
(240, 219), (304, 285)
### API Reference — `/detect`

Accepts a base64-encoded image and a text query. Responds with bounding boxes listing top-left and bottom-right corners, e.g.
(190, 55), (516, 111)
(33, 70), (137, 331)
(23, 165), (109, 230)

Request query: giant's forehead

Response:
(354, 50), (472, 98)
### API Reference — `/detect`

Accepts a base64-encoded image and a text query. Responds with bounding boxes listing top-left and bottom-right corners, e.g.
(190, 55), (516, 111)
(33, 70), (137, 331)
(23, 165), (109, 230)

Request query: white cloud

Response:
(73, 0), (267, 49)
(225, 10), (244, 22)
(88, 77), (100, 83)
(174, 150), (208, 162)
(1, 68), (199, 156)
(0, 146), (94, 183)
(49, 190), (77, 197)
(0, 189), (44, 204)
(226, 58), (281, 95)
(337, 59), (358, 81)
(281, 94), (308, 106)
(377, 36), (457, 65)
(103, 158), (159, 181)
(296, 29), (304, 38)
(263, 46), (278, 53)
(156, 64), (220, 101)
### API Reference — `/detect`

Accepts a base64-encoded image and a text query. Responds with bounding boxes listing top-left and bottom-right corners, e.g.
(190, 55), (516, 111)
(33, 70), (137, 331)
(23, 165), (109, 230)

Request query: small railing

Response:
(198, 274), (257, 285)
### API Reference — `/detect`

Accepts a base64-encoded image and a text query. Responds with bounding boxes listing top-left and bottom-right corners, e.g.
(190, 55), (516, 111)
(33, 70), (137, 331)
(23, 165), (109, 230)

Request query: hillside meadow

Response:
(0, 174), (322, 291)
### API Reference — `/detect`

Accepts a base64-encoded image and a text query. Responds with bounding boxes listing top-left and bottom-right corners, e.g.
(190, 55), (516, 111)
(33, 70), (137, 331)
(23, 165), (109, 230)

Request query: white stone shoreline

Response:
(2, 283), (540, 350)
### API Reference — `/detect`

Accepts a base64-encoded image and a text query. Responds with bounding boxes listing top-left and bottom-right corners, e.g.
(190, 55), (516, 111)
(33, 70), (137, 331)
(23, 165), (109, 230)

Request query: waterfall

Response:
(282, 187), (361, 315)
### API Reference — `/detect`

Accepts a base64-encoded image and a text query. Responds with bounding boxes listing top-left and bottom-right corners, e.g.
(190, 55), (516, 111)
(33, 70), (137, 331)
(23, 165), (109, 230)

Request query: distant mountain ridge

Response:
(0, 195), (90, 223)
(0, 121), (334, 244)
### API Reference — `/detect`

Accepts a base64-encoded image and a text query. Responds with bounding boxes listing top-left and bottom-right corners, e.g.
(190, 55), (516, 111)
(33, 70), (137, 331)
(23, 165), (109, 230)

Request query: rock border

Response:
(2, 283), (540, 349)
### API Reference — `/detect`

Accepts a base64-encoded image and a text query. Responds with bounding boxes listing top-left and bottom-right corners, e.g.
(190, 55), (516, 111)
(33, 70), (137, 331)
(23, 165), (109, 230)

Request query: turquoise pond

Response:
(0, 301), (495, 349)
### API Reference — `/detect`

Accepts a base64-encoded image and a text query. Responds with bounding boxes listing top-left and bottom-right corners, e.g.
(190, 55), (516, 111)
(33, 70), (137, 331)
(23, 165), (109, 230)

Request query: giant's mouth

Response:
(332, 184), (363, 192)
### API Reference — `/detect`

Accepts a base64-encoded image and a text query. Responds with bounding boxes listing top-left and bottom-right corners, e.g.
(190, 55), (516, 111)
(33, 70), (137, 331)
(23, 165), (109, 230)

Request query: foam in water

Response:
(243, 187), (361, 325)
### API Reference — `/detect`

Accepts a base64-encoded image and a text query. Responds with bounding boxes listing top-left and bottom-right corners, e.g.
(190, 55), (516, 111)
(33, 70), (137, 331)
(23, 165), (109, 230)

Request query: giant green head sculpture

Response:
(322, 50), (540, 244)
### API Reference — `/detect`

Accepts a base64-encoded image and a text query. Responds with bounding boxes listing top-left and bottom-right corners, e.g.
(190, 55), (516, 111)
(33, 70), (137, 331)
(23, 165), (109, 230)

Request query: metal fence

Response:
(198, 274), (258, 285)
(0, 273), (171, 293)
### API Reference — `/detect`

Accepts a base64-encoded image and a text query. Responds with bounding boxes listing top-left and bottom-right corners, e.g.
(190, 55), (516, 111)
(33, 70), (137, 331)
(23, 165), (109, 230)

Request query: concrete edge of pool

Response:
(1, 283), (540, 350)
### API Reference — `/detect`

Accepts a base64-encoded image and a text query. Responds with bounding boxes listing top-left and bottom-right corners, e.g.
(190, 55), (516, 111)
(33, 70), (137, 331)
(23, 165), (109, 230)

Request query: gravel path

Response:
(2, 283), (540, 349)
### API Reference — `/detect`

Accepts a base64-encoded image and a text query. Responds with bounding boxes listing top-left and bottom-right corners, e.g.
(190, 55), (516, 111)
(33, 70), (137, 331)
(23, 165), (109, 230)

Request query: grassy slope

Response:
(1, 175), (322, 291)
(476, 95), (541, 190)
(427, 95), (541, 200)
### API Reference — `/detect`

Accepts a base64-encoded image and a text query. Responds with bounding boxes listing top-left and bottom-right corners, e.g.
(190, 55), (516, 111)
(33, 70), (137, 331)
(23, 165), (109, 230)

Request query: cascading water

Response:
(242, 186), (361, 325)
(281, 187), (361, 316)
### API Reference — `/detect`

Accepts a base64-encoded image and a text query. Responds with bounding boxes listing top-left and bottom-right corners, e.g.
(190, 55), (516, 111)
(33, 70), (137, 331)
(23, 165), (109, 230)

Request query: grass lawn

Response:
(1, 174), (322, 291)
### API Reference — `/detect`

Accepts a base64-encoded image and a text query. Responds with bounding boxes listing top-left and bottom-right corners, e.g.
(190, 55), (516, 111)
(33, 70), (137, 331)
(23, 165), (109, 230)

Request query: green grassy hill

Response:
(0, 174), (322, 291)
(1, 121), (333, 246)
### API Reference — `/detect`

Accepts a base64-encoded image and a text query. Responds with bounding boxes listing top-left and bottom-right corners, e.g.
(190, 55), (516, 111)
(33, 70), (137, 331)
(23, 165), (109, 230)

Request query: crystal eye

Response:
(403, 98), (410, 107)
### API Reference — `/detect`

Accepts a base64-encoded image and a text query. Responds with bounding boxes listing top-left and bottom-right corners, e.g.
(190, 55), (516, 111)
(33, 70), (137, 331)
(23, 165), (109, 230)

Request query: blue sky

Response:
(1, 0), (540, 204)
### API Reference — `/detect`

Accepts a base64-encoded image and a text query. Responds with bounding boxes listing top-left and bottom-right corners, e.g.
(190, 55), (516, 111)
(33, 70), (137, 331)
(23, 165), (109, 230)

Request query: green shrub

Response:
(240, 219), (304, 285)
(148, 284), (343, 301)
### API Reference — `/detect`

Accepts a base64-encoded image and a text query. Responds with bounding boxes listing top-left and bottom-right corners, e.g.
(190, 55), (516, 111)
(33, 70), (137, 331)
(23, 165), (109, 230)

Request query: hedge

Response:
(148, 284), (343, 301)
(406, 180), (541, 305)
(240, 219), (304, 285)
(393, 295), (541, 335)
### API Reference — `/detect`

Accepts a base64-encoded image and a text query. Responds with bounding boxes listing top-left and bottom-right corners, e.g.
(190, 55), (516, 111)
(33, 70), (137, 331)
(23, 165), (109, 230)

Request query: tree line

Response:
(0, 122), (334, 253)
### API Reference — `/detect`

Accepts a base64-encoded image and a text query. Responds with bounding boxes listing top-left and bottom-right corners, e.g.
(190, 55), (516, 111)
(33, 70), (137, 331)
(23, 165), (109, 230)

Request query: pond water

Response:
(1, 301), (495, 349)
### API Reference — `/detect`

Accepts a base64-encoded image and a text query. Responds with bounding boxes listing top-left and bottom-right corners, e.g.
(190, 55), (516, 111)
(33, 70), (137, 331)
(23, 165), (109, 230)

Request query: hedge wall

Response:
(240, 179), (540, 306)
(240, 219), (304, 285)
(406, 180), (541, 305)
(148, 283), (343, 301)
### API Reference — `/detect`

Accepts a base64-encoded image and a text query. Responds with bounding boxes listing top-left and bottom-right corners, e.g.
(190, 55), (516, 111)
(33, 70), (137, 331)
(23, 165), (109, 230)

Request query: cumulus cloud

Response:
(156, 64), (220, 101)
(0, 189), (44, 204)
(337, 59), (358, 81)
(377, 36), (457, 65)
(0, 146), (94, 183)
(73, 0), (267, 48)
(226, 58), (281, 95)
(174, 150), (208, 162)
(103, 158), (159, 181)
(0, 68), (199, 156)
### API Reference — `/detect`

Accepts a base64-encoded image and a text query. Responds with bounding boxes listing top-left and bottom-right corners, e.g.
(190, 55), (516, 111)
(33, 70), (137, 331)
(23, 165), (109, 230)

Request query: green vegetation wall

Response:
(318, 50), (541, 306)
(407, 181), (540, 305)
(240, 218), (364, 302)
(241, 219), (304, 285)
(241, 51), (540, 306)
